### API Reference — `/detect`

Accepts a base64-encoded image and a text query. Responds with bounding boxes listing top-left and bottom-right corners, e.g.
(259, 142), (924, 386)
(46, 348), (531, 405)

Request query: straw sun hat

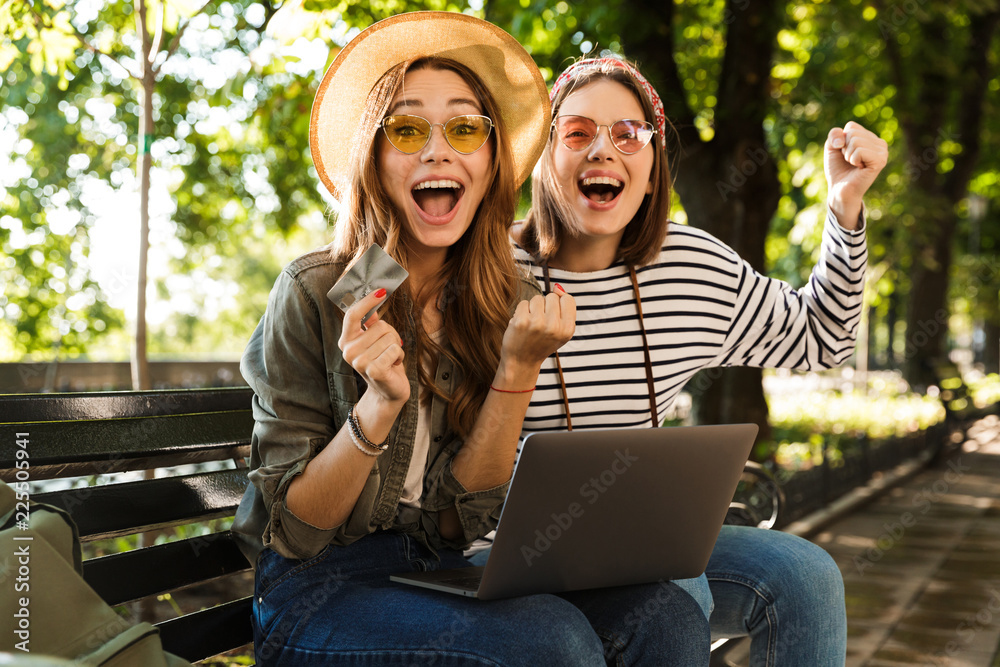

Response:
(309, 11), (550, 200)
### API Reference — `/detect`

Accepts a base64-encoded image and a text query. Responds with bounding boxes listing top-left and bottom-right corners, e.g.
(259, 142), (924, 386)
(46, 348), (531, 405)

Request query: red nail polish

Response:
(374, 288), (387, 298)
(555, 283), (565, 293)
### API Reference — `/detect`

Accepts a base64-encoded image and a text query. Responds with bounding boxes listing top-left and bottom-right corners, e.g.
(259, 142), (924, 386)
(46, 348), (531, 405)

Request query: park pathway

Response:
(812, 414), (1000, 666)
(714, 414), (1000, 667)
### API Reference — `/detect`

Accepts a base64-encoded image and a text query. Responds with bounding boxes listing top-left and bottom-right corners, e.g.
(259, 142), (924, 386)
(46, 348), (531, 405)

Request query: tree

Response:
(2, 0), (216, 387)
(630, 0), (785, 441)
(10, 0), (996, 409)
(1, 3), (129, 364)
(870, 2), (1000, 387)
(953, 192), (1000, 375)
(0, 0), (331, 376)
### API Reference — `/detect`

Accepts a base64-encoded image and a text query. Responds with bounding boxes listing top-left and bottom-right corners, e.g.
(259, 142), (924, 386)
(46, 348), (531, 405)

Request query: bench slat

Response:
(84, 532), (251, 606)
(0, 446), (251, 482)
(0, 387), (252, 422)
(157, 596), (254, 663)
(0, 411), (253, 481)
(35, 468), (250, 541)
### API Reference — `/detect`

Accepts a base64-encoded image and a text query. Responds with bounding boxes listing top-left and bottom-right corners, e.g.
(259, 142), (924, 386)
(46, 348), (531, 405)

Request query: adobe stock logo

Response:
(520, 448), (639, 566)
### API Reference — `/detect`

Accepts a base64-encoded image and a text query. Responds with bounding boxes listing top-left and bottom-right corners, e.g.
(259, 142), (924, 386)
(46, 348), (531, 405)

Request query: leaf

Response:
(169, 0), (209, 18)
(39, 27), (79, 75)
(0, 44), (18, 72)
(267, 0), (312, 43)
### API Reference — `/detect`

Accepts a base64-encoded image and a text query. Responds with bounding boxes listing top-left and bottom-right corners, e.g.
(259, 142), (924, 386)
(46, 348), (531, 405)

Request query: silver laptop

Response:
(390, 423), (758, 600)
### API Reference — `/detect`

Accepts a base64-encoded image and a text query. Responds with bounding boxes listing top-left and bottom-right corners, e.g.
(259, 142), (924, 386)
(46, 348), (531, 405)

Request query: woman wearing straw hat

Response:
(501, 55), (888, 665)
(234, 13), (709, 666)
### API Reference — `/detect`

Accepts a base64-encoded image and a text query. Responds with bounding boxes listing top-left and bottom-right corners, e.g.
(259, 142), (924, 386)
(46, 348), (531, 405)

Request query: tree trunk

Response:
(132, 0), (153, 391)
(677, 142), (778, 444)
(983, 319), (1000, 375)
(866, 304), (878, 372)
(885, 282), (898, 369)
(903, 210), (955, 389)
(625, 0), (782, 444)
(890, 9), (999, 389)
(132, 0), (155, 627)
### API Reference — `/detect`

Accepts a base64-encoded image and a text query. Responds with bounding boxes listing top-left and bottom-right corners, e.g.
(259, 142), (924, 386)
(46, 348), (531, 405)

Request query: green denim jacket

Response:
(232, 245), (541, 564)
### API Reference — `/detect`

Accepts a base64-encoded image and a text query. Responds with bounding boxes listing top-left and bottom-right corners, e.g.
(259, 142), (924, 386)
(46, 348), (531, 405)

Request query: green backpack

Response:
(0, 481), (190, 666)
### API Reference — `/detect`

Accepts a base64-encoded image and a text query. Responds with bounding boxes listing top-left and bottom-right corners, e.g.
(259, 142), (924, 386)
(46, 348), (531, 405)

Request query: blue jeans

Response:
(673, 525), (847, 666)
(253, 531), (709, 666)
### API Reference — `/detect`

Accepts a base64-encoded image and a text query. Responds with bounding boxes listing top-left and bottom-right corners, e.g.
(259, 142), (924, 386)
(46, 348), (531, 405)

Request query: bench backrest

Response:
(0, 386), (783, 663)
(0, 387), (255, 663)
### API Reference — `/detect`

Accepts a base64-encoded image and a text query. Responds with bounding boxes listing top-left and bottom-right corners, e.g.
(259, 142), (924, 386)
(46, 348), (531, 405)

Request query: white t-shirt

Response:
(398, 328), (445, 508)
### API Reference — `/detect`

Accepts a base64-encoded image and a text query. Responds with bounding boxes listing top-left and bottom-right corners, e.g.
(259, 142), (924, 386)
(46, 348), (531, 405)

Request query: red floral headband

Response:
(550, 57), (667, 149)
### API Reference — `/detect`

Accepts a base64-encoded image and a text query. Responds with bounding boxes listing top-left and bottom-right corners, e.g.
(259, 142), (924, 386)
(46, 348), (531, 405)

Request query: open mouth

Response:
(579, 176), (624, 204)
(412, 179), (464, 218)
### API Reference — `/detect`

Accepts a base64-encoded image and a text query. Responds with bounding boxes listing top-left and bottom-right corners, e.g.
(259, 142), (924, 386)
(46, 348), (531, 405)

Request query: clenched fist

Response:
(825, 121), (889, 230)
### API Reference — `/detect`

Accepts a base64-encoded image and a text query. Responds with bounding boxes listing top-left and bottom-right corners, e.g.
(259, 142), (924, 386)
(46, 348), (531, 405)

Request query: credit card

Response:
(327, 244), (408, 324)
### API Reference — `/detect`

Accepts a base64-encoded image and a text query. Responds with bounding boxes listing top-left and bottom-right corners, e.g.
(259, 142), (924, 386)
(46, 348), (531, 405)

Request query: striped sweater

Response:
(515, 208), (867, 436)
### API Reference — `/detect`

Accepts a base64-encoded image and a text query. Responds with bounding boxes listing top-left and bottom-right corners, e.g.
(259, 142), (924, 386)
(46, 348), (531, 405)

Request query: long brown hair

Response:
(522, 58), (673, 267)
(331, 57), (520, 438)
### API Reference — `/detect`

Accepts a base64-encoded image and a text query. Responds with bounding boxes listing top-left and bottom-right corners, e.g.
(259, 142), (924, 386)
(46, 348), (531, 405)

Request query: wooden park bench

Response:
(0, 386), (782, 664)
(0, 387), (256, 663)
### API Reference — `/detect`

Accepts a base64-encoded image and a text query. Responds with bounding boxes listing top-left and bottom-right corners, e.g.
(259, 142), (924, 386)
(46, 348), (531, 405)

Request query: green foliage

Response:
(772, 383), (946, 441)
(769, 370), (1000, 472)
(1, 0), (335, 359)
(81, 516), (235, 559)
(969, 373), (1000, 408)
(1, 24), (130, 359)
(2, 0), (999, 371)
(769, 380), (947, 471)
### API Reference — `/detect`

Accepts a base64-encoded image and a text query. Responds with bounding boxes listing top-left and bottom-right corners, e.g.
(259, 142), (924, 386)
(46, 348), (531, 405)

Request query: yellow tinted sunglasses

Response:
(380, 115), (494, 155)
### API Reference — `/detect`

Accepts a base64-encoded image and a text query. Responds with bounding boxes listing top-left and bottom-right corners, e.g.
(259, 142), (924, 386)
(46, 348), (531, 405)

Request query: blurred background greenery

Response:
(2, 0), (999, 436)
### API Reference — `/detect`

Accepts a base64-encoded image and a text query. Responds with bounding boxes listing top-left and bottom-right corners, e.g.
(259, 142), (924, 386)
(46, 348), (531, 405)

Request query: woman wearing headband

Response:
(234, 15), (708, 666)
(507, 56), (888, 665)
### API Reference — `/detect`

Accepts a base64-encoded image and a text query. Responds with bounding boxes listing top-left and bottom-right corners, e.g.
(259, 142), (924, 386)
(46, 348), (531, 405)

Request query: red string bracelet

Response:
(490, 385), (536, 394)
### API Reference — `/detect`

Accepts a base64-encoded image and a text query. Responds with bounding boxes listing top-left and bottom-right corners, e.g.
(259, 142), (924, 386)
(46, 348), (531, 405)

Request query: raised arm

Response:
(716, 208), (867, 370)
(454, 288), (576, 486)
(716, 121), (887, 371)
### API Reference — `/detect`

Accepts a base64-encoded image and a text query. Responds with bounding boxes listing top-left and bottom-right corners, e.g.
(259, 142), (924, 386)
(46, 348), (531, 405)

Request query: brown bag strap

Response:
(541, 262), (573, 431)
(629, 266), (659, 426)
(541, 263), (659, 430)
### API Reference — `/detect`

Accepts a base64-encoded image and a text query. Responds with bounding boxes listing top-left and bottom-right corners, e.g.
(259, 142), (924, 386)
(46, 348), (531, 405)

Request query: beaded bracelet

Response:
(346, 419), (381, 457)
(347, 404), (389, 456)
